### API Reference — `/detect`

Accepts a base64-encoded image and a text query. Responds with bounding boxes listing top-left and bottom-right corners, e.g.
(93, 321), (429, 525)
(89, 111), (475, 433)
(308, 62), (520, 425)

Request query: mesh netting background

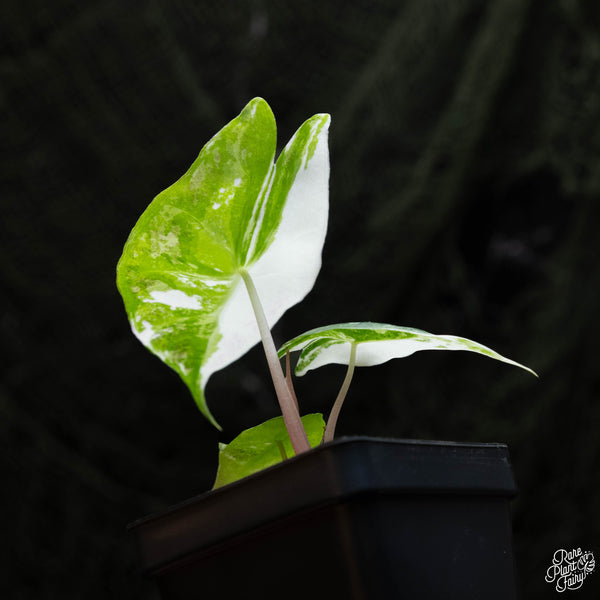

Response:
(2, 1), (599, 598)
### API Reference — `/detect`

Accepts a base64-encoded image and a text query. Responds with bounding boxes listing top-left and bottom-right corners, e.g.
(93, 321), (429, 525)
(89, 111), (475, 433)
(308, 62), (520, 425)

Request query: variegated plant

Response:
(117, 98), (535, 488)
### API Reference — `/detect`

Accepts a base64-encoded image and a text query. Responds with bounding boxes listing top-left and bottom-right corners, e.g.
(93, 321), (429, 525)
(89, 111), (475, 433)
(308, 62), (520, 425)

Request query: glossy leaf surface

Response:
(278, 322), (537, 376)
(117, 99), (330, 426)
(213, 413), (325, 488)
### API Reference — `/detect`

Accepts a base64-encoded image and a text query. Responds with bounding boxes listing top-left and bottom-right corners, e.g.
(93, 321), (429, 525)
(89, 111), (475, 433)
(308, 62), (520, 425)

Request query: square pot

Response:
(129, 437), (518, 599)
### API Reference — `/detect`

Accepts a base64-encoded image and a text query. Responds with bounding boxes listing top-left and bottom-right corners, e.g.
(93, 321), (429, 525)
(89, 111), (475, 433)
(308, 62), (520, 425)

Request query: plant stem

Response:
(323, 342), (357, 443)
(285, 350), (299, 413)
(239, 269), (311, 455)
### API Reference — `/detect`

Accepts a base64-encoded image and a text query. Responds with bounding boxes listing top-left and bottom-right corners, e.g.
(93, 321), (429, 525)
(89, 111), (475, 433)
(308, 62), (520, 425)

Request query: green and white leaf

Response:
(278, 322), (537, 376)
(213, 413), (325, 488)
(117, 98), (330, 427)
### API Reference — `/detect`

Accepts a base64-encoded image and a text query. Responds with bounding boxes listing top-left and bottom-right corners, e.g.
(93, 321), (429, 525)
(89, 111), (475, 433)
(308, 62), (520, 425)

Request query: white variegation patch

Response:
(244, 163), (275, 261)
(146, 289), (203, 310)
(246, 117), (330, 328)
(200, 274), (258, 382)
(133, 320), (157, 346)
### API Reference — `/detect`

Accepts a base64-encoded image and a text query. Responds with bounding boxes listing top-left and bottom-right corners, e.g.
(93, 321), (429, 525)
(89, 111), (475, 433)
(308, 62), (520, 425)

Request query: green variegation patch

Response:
(213, 413), (325, 488)
(117, 98), (330, 428)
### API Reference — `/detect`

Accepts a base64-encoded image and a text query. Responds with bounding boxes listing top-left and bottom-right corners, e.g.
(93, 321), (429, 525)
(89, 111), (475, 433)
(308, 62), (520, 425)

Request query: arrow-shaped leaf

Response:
(278, 322), (537, 376)
(117, 98), (330, 427)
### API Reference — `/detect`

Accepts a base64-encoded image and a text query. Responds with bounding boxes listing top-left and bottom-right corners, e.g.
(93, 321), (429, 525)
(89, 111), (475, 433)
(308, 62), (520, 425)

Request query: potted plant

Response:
(118, 98), (536, 599)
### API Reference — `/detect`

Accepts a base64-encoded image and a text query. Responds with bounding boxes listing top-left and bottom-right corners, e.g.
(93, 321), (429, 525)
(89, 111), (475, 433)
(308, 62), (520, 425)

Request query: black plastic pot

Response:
(129, 437), (519, 599)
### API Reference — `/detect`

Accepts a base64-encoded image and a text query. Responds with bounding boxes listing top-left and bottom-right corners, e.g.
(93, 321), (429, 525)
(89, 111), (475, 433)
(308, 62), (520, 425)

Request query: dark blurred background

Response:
(2, 0), (599, 598)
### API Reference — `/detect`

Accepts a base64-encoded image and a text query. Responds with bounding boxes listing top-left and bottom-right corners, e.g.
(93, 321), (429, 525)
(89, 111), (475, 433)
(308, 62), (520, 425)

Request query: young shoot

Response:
(278, 322), (537, 444)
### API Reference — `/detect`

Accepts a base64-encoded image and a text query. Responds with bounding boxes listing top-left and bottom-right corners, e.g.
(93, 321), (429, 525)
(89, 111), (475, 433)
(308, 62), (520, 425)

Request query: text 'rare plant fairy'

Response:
(117, 98), (536, 487)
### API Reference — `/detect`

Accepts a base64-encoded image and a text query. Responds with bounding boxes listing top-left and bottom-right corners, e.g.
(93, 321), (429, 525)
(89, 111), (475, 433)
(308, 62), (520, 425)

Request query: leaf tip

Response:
(193, 386), (223, 431)
(243, 96), (274, 122)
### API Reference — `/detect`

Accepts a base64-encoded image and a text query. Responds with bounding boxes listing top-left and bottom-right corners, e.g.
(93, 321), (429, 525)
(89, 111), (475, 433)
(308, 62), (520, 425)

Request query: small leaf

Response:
(278, 322), (537, 376)
(117, 99), (330, 426)
(213, 413), (325, 488)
